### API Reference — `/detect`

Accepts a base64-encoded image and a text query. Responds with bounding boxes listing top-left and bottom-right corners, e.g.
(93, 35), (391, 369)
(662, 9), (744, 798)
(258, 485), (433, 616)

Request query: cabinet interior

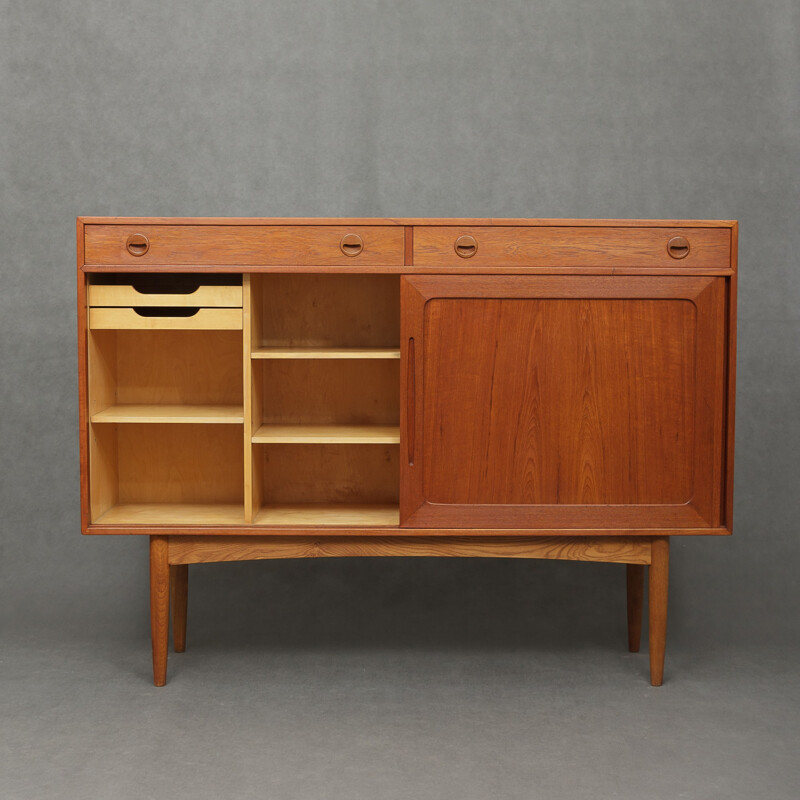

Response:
(87, 273), (401, 526)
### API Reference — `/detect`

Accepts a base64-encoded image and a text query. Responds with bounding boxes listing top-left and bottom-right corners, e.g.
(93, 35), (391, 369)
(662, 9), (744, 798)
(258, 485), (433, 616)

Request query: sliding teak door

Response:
(400, 276), (727, 531)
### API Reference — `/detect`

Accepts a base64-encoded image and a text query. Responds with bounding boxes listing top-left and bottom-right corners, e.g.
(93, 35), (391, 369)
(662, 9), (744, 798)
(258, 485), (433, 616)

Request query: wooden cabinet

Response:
(77, 218), (738, 687)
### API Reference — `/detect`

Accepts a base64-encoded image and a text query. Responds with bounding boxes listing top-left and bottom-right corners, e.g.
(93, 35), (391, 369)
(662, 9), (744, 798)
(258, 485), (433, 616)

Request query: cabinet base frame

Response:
(150, 535), (669, 688)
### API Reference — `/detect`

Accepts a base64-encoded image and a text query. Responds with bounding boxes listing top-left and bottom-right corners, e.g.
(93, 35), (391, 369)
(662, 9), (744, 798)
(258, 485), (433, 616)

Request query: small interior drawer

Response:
(89, 274), (242, 307)
(89, 284), (242, 308)
(89, 307), (243, 330)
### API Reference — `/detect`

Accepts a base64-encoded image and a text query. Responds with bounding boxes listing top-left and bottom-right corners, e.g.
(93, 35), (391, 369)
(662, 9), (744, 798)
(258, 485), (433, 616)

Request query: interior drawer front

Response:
(84, 225), (405, 266)
(89, 307), (243, 330)
(413, 226), (731, 268)
(89, 283), (242, 307)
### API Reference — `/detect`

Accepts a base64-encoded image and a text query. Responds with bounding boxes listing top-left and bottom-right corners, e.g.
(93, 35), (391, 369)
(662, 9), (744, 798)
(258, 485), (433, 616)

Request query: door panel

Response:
(400, 276), (726, 530)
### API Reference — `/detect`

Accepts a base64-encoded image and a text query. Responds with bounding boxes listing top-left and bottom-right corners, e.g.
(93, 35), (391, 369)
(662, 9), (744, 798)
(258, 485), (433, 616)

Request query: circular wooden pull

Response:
(667, 236), (690, 259)
(340, 233), (363, 257)
(126, 233), (150, 257)
(454, 234), (478, 258)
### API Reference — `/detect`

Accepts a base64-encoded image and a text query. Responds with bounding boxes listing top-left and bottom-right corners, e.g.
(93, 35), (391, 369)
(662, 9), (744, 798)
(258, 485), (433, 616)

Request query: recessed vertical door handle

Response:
(407, 338), (415, 466)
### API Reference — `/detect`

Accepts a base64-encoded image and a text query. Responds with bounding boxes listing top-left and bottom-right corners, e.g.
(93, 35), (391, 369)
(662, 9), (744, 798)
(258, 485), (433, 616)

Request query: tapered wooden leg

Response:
(170, 564), (188, 653)
(150, 536), (170, 687)
(626, 563), (644, 653)
(648, 537), (670, 686)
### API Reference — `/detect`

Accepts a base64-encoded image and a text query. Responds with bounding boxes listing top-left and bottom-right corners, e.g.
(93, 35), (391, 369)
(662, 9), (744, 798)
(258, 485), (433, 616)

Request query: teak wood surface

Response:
(78, 218), (735, 686)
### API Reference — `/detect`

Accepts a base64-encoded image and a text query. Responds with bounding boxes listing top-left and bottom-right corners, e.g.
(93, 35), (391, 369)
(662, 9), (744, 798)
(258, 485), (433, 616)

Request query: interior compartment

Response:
(255, 359), (399, 426)
(89, 423), (244, 524)
(251, 274), (399, 351)
(253, 443), (399, 526)
(88, 329), (243, 421)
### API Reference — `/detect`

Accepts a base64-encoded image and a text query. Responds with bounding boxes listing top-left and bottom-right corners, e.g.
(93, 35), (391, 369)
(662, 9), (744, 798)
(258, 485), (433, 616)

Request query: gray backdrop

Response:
(2, 0), (798, 650)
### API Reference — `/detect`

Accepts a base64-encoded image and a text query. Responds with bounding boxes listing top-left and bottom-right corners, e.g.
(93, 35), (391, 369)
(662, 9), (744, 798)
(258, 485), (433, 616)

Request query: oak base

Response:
(150, 534), (669, 687)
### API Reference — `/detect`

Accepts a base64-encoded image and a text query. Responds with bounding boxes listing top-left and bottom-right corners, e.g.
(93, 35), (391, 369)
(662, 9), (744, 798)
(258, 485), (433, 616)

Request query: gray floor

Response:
(3, 626), (799, 800)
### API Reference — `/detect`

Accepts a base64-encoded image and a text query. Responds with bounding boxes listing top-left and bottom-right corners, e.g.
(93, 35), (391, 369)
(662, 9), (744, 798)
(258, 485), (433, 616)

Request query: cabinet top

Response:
(77, 217), (737, 228)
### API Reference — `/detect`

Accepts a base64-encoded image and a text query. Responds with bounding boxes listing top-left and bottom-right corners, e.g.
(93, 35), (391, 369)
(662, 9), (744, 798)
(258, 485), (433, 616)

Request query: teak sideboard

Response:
(77, 217), (737, 686)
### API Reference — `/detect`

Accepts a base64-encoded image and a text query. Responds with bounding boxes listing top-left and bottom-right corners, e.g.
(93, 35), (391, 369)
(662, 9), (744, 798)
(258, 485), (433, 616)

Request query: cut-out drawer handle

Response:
(126, 233), (150, 256)
(132, 307), (199, 318)
(340, 233), (363, 257)
(454, 235), (478, 258)
(667, 236), (690, 259)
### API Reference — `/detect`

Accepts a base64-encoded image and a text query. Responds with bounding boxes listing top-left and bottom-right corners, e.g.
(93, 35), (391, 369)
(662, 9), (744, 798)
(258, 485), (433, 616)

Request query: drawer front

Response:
(84, 225), (405, 266)
(413, 226), (731, 269)
(89, 283), (242, 307)
(89, 307), (243, 330)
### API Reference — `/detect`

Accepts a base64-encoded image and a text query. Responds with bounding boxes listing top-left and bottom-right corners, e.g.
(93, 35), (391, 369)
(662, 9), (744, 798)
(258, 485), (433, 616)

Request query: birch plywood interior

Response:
(77, 217), (737, 687)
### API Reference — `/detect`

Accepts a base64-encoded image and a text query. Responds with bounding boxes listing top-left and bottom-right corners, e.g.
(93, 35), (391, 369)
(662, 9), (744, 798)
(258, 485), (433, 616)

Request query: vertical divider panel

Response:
(243, 274), (255, 522)
(245, 274), (264, 522)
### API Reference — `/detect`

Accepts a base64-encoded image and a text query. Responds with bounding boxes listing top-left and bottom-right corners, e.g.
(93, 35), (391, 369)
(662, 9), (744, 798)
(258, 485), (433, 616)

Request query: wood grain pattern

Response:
(255, 505), (399, 526)
(413, 226), (731, 269)
(91, 404), (243, 424)
(649, 537), (670, 686)
(401, 275), (727, 530)
(115, 424), (243, 506)
(89, 307), (242, 330)
(170, 564), (188, 653)
(85, 225), (405, 266)
(627, 564), (645, 653)
(253, 424), (400, 444)
(78, 216), (736, 228)
(88, 283), (242, 307)
(257, 359), (400, 425)
(95, 504), (244, 525)
(252, 347), (400, 359)
(90, 329), (243, 406)
(256, 274), (400, 348)
(78, 218), (90, 533)
(258, 443), (399, 505)
(150, 535), (170, 686)
(87, 523), (729, 537)
(168, 535), (653, 565)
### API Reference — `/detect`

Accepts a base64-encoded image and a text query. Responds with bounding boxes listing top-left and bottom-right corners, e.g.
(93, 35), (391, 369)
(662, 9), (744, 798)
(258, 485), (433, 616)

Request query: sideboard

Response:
(77, 217), (737, 686)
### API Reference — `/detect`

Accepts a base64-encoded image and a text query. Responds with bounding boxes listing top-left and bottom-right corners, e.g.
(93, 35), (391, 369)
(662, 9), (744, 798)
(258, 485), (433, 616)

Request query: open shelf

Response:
(252, 443), (399, 526)
(252, 347), (400, 360)
(254, 359), (400, 427)
(252, 274), (399, 349)
(95, 504), (244, 525)
(88, 329), (243, 414)
(255, 504), (399, 526)
(89, 423), (244, 524)
(92, 404), (244, 424)
(252, 424), (399, 444)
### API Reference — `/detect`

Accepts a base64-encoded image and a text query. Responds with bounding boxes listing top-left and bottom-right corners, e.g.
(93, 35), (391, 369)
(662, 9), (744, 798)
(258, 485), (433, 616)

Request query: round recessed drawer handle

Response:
(126, 233), (150, 257)
(667, 236), (690, 259)
(454, 235), (478, 258)
(340, 233), (363, 257)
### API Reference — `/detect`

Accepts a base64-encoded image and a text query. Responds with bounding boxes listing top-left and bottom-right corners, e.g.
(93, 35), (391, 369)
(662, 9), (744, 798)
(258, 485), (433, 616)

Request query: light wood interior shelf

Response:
(91, 404), (244, 424)
(252, 347), (400, 359)
(252, 424), (400, 444)
(254, 504), (399, 526)
(95, 504), (244, 525)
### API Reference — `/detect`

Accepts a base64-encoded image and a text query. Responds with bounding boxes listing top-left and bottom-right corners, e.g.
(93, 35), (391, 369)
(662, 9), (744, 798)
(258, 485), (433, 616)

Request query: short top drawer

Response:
(84, 225), (406, 266)
(413, 226), (731, 269)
